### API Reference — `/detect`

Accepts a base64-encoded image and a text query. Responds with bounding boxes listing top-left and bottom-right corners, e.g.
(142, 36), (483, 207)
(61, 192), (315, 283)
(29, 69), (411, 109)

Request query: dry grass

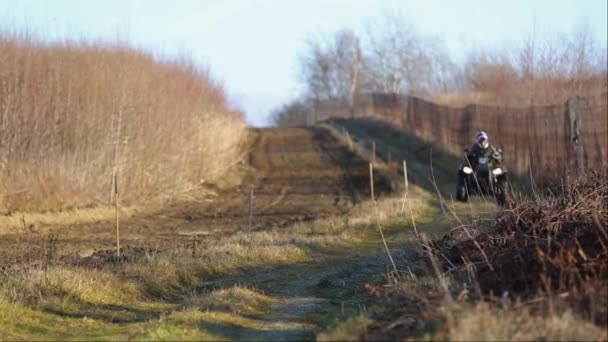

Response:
(0, 32), (245, 212)
(0, 205), (140, 234)
(348, 186), (433, 225)
(448, 303), (607, 341)
(0, 226), (328, 306)
(317, 314), (371, 341)
(115, 230), (317, 298)
(184, 286), (276, 316)
(0, 199), (429, 339)
(434, 74), (607, 107)
(0, 226), (330, 338)
(1, 266), (141, 306)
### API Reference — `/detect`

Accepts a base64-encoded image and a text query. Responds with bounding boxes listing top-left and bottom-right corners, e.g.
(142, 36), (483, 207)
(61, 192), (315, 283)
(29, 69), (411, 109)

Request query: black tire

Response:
(456, 175), (469, 202)
(494, 182), (507, 207)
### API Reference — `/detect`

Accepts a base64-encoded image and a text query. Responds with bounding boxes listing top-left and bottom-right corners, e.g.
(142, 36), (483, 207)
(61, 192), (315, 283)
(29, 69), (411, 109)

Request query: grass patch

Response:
(0, 296), (136, 340)
(1, 267), (140, 306)
(447, 303), (607, 341)
(0, 210), (419, 339)
(317, 314), (371, 341)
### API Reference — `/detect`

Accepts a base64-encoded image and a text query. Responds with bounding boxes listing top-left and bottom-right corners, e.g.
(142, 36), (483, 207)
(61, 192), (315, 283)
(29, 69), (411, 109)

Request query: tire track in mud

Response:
(211, 127), (392, 231)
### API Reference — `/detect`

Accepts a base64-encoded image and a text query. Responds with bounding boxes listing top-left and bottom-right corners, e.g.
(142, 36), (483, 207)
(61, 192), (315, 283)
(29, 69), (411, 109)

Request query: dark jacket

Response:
(466, 143), (502, 170)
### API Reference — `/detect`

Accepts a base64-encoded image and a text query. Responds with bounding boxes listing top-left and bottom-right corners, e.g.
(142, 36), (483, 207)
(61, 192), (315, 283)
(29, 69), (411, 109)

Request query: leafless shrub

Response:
(363, 11), (459, 97)
(435, 171), (608, 325)
(362, 173), (607, 340)
(448, 20), (607, 107)
(0, 31), (245, 211)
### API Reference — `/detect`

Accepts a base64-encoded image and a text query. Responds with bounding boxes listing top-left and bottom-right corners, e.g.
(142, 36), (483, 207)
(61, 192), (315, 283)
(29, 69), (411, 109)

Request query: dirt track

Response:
(205, 127), (391, 229)
(0, 127), (392, 260)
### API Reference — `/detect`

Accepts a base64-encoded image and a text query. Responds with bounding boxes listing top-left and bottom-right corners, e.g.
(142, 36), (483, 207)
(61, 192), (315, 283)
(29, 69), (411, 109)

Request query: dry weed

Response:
(0, 32), (245, 212)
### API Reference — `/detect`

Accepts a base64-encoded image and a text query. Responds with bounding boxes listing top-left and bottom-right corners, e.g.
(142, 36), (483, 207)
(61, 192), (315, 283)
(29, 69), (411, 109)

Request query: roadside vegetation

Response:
(316, 121), (607, 341)
(337, 171), (607, 341)
(0, 32), (245, 212)
(0, 180), (434, 340)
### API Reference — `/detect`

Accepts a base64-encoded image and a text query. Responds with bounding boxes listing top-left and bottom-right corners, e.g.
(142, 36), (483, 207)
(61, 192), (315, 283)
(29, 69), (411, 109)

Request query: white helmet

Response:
(475, 131), (489, 148)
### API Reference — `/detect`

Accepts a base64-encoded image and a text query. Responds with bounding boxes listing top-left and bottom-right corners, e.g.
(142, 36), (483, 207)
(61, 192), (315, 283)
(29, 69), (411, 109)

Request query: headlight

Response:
(492, 168), (503, 176)
(463, 166), (473, 174)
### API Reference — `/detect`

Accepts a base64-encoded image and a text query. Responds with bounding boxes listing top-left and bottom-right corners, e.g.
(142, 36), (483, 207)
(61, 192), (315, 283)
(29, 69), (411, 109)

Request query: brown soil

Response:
(0, 127), (392, 264)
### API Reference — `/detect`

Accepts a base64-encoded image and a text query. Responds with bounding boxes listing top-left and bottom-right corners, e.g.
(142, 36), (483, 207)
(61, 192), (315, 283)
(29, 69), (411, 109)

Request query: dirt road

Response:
(0, 126), (392, 261)
(204, 127), (392, 230)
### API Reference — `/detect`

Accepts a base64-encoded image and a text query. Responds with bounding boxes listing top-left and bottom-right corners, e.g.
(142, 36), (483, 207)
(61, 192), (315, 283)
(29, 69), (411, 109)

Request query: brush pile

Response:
(436, 171), (608, 324)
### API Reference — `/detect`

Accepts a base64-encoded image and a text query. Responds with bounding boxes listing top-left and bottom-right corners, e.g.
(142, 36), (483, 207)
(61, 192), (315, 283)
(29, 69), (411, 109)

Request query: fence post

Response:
(113, 168), (120, 257)
(567, 97), (585, 178)
(248, 189), (254, 237)
(372, 140), (376, 165)
(403, 160), (409, 194)
(369, 163), (375, 202)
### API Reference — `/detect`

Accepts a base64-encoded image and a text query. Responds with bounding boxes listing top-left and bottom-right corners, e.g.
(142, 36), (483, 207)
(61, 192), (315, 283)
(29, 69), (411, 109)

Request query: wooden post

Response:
(248, 189), (254, 236)
(403, 160), (409, 194)
(113, 168), (120, 257)
(346, 132), (353, 151)
(567, 97), (585, 178)
(372, 140), (376, 165)
(369, 162), (375, 202)
(109, 172), (115, 204)
(400, 159), (418, 236)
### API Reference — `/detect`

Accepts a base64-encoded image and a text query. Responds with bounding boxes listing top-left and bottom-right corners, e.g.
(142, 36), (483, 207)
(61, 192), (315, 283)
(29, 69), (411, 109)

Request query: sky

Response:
(2, 0), (607, 126)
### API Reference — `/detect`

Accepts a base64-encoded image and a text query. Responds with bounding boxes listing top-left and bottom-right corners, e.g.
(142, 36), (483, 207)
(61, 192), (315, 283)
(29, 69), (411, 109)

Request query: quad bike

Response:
(455, 148), (508, 206)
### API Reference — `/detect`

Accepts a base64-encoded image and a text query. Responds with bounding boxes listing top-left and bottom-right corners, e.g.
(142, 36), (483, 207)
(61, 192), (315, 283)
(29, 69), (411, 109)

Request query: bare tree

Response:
(295, 13), (607, 111)
(300, 36), (336, 101)
(567, 21), (600, 78)
(464, 48), (518, 92)
(299, 29), (365, 117)
(332, 30), (363, 118)
(363, 11), (457, 97)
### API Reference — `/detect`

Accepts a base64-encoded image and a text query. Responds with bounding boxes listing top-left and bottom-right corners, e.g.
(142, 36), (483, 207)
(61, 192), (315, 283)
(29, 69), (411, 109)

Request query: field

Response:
(0, 33), (606, 342)
(0, 125), (421, 339)
(2, 119), (604, 340)
(0, 110), (606, 341)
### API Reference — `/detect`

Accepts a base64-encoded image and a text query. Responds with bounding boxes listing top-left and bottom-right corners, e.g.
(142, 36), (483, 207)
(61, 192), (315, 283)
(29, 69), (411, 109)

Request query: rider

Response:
(465, 131), (502, 169)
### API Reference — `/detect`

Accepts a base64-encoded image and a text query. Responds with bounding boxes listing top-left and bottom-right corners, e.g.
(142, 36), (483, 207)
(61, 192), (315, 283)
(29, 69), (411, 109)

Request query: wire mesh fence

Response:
(314, 92), (607, 183)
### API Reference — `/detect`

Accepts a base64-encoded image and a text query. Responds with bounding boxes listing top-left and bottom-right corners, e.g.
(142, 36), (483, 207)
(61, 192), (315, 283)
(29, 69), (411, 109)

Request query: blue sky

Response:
(2, 0), (607, 126)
